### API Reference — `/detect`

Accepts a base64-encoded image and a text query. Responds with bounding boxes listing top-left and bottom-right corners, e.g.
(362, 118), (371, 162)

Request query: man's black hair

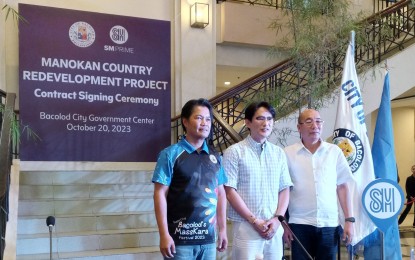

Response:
(181, 98), (214, 143)
(244, 101), (276, 121)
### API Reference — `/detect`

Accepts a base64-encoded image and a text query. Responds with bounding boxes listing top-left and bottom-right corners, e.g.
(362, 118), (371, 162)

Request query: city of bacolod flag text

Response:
(332, 42), (376, 246)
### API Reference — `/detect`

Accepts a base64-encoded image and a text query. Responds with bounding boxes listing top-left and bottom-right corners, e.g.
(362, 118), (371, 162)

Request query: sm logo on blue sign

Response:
(362, 179), (404, 232)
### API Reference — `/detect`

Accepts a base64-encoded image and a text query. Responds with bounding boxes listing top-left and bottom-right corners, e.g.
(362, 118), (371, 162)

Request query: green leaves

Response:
(2, 4), (27, 24)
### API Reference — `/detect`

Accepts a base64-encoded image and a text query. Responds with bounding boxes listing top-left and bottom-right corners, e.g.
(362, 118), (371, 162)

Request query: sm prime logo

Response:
(104, 25), (134, 53)
(110, 25), (128, 44)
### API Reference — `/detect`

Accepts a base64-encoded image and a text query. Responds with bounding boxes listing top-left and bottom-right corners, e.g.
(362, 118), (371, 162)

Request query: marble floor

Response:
(399, 213), (415, 260)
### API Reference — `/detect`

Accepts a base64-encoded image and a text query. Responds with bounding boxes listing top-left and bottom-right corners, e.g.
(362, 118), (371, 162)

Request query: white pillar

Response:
(173, 0), (216, 114)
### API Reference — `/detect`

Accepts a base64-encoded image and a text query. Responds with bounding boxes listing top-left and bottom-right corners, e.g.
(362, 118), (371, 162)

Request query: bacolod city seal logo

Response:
(333, 128), (364, 173)
(110, 25), (128, 44)
(69, 21), (96, 47)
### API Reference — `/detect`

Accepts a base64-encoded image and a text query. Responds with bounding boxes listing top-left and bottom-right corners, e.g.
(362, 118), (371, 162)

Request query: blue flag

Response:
(371, 72), (402, 259)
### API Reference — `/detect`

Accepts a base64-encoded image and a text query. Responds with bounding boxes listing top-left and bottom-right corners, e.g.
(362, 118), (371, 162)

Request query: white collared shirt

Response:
(284, 140), (353, 227)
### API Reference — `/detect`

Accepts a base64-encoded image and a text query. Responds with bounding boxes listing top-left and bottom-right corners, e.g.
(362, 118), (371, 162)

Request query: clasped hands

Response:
(252, 217), (280, 240)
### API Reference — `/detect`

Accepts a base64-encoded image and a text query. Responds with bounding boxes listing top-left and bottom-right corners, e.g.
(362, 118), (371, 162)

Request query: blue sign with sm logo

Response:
(362, 178), (404, 232)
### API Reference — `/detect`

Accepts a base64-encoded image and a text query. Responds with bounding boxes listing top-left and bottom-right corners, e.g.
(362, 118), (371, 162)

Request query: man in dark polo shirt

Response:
(152, 98), (228, 259)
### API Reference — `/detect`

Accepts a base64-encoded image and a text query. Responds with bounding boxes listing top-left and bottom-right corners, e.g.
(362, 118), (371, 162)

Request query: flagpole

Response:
(381, 232), (384, 260)
(348, 31), (355, 260)
(348, 30), (355, 260)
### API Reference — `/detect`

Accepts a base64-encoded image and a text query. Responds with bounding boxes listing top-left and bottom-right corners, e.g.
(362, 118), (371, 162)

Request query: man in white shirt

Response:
(223, 101), (293, 260)
(283, 109), (354, 260)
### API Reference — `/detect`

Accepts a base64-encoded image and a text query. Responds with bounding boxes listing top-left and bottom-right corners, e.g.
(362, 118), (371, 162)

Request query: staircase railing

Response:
(216, 0), (285, 9)
(0, 91), (16, 260)
(173, 0), (414, 154)
(218, 0), (395, 14)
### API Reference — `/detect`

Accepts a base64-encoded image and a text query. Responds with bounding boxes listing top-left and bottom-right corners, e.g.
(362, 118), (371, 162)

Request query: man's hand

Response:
(281, 222), (293, 247)
(342, 222), (354, 245)
(159, 234), (176, 258)
(262, 217), (281, 240)
(252, 218), (268, 238)
(216, 229), (228, 252)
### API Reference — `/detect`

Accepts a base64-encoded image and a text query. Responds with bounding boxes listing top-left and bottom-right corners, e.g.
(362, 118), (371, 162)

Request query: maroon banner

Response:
(19, 4), (171, 162)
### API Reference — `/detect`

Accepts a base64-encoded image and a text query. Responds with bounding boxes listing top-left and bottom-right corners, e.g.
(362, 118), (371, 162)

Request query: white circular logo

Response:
(209, 155), (217, 164)
(69, 21), (96, 48)
(110, 25), (128, 44)
(362, 179), (404, 232)
(364, 182), (401, 219)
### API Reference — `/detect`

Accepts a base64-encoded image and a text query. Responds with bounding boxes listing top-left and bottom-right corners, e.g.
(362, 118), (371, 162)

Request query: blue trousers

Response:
(290, 224), (340, 260)
(164, 243), (216, 260)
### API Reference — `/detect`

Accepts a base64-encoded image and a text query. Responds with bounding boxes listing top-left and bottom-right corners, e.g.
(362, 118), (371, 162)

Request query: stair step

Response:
(18, 210), (156, 219)
(17, 197), (154, 216)
(18, 227), (158, 239)
(17, 228), (160, 254)
(17, 212), (157, 235)
(19, 184), (154, 200)
(19, 171), (154, 185)
(16, 246), (162, 260)
(16, 245), (234, 260)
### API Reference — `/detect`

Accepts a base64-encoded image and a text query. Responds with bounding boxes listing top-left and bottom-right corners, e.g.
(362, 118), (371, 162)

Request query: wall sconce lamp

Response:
(190, 3), (209, 28)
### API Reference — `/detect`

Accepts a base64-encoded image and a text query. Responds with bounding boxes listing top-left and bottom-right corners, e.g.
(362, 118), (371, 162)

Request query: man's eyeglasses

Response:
(299, 119), (324, 126)
(255, 116), (274, 122)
